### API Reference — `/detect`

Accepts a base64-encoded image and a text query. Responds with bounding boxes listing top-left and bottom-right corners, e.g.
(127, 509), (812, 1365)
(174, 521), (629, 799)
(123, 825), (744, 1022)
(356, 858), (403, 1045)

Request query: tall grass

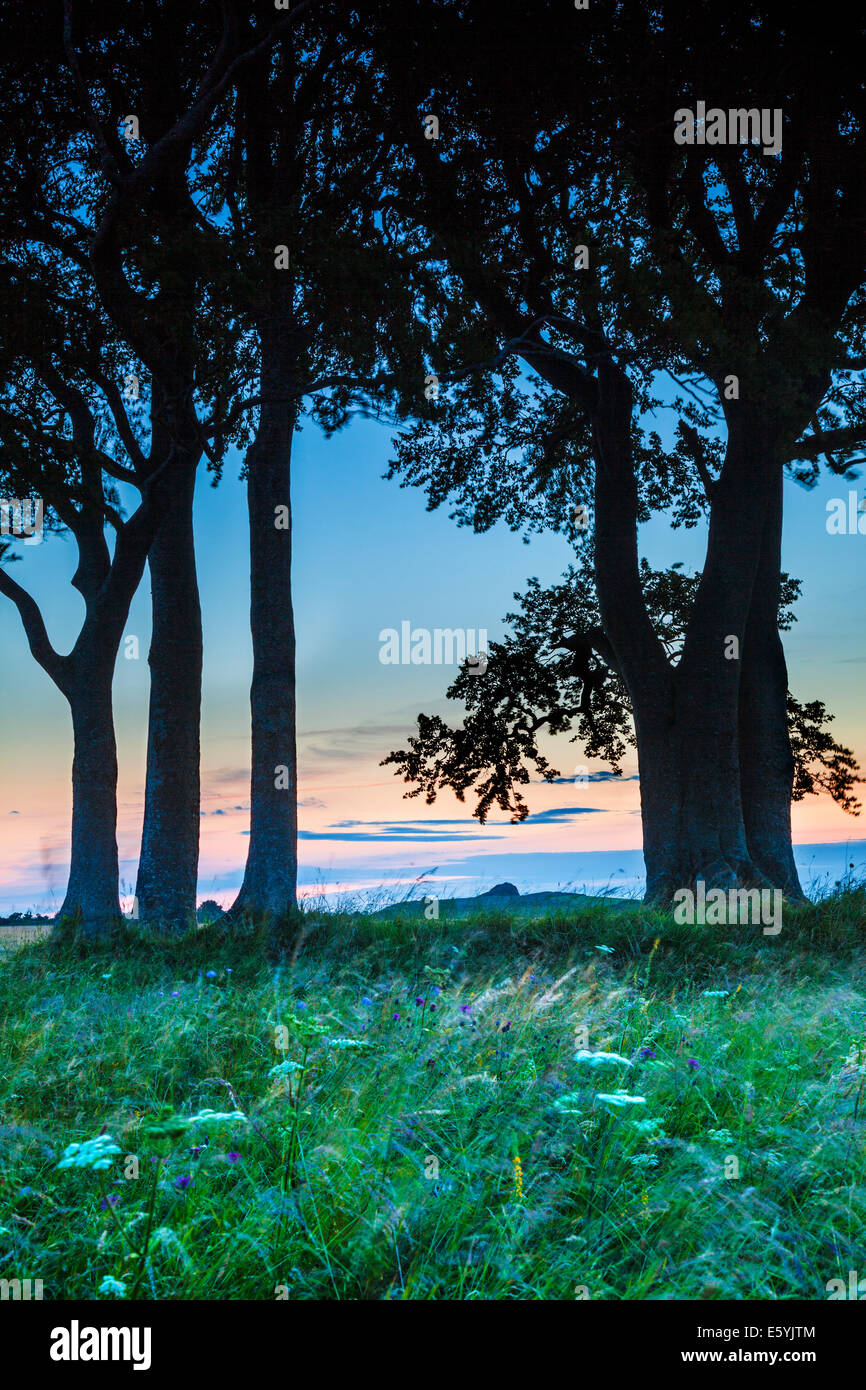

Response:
(0, 888), (864, 1300)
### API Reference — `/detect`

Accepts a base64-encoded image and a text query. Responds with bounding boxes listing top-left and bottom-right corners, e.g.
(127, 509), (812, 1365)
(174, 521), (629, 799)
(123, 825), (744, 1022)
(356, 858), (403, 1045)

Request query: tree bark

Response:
(229, 324), (298, 920)
(57, 659), (122, 935)
(135, 451), (202, 930)
(738, 458), (806, 897)
(591, 371), (794, 902)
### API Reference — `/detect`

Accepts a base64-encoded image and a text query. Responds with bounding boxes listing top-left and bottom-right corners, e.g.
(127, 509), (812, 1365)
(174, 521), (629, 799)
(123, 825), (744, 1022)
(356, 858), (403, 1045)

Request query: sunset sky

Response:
(1, 405), (864, 916)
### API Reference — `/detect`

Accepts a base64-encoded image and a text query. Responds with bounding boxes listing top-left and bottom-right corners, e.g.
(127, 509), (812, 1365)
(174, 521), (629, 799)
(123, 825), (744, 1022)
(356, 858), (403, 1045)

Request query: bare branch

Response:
(0, 564), (65, 687)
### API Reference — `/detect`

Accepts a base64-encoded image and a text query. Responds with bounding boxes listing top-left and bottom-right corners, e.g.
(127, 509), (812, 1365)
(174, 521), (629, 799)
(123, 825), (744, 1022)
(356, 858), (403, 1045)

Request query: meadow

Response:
(0, 890), (864, 1301)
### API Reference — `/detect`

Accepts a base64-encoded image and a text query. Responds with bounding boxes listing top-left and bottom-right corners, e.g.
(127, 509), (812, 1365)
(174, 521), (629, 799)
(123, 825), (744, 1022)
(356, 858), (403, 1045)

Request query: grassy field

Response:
(0, 890), (864, 1301)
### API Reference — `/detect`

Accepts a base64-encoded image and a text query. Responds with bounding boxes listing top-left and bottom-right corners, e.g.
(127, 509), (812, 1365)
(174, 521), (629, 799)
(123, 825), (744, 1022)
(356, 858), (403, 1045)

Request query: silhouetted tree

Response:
(369, 0), (866, 899)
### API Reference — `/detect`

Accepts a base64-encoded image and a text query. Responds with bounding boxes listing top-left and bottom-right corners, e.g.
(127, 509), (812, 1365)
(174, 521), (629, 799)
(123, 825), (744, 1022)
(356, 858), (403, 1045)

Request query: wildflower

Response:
(57, 1135), (122, 1172)
(98, 1276), (127, 1298)
(285, 1008), (328, 1043)
(99, 1194), (120, 1209)
(686, 1058), (700, 1071)
(187, 1109), (246, 1126)
(142, 1112), (189, 1142)
(415, 996), (425, 1006)
(460, 1004), (472, 1014)
(638, 1047), (657, 1060)
(205, 970), (218, 979)
(226, 1151), (240, 1164)
(595, 1092), (647, 1108)
(393, 1012), (400, 1022)
(171, 991), (180, 998)
(361, 997), (374, 1006)
(501, 1021), (511, 1032)
(552, 1091), (584, 1114)
(575, 1049), (632, 1067)
(174, 1175), (192, 1190)
(268, 1060), (303, 1078)
(512, 1155), (524, 1203)
(432, 986), (442, 996)
(190, 1146), (204, 1159)
(632, 1117), (666, 1138)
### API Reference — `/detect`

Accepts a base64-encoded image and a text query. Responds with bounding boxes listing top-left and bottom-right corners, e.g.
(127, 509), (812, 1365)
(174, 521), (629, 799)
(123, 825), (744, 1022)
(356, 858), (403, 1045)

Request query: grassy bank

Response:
(1, 889), (865, 1300)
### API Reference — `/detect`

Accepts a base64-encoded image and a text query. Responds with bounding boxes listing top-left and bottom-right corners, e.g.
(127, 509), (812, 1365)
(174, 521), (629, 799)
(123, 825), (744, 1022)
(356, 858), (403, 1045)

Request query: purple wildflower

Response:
(415, 996), (425, 1007)
(174, 1175), (192, 1191)
(226, 1151), (240, 1164)
(639, 1047), (657, 1060)
(686, 1058), (700, 1070)
(100, 1194), (119, 1209)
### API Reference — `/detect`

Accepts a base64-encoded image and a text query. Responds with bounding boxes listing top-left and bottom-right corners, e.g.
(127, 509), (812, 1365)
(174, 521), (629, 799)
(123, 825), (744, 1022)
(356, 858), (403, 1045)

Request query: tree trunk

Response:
(636, 711), (763, 902)
(230, 330), (298, 920)
(738, 462), (806, 898)
(57, 661), (122, 935)
(591, 371), (795, 902)
(135, 453), (202, 930)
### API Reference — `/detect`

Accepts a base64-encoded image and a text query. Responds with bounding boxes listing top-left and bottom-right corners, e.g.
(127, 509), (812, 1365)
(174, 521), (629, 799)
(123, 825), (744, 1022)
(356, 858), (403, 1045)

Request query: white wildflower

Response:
(552, 1092), (584, 1114)
(57, 1134), (121, 1172)
(98, 1275), (127, 1298)
(186, 1109), (246, 1126)
(595, 1092), (647, 1107)
(574, 1050), (632, 1067)
(631, 1117), (666, 1139)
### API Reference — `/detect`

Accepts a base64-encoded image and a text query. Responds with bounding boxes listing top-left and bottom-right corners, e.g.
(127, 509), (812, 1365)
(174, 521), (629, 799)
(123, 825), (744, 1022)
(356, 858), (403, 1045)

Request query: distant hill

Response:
(371, 881), (636, 919)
